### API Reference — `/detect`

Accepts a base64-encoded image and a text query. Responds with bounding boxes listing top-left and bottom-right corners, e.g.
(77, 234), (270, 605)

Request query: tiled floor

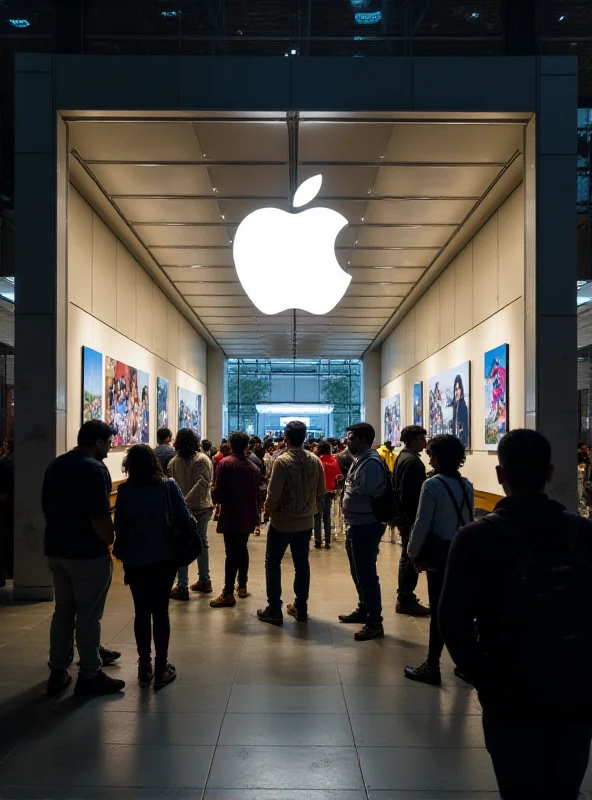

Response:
(0, 524), (588, 799)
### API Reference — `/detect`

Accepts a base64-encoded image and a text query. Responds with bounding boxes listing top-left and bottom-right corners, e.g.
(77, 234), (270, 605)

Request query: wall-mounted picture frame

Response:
(178, 387), (202, 436)
(413, 382), (423, 426)
(484, 344), (508, 449)
(82, 347), (103, 424)
(382, 393), (401, 447)
(428, 361), (471, 448)
(157, 377), (169, 429)
(105, 357), (150, 448)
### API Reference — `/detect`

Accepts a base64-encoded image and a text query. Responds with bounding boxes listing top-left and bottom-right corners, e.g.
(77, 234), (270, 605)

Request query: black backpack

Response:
(484, 511), (592, 717)
(371, 457), (398, 523)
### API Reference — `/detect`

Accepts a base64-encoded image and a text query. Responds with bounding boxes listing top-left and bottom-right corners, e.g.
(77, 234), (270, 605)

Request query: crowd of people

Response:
(39, 416), (592, 799)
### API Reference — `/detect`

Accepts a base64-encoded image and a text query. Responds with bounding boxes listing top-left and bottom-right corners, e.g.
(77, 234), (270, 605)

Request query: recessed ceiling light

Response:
(212, 187), (218, 193)
(470, 11), (480, 19)
(559, 14), (566, 21)
(290, 49), (297, 55)
(161, 10), (178, 18)
(191, 265), (201, 269)
(7, 18), (30, 27)
(221, 214), (226, 220)
(361, 216), (365, 222)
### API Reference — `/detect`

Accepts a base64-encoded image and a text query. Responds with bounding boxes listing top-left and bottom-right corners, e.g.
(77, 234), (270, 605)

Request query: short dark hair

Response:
(317, 440), (331, 456)
(157, 427), (172, 445)
(230, 430), (249, 454)
(498, 429), (552, 492)
(427, 434), (465, 476)
(285, 420), (307, 447)
(401, 425), (427, 446)
(123, 444), (163, 483)
(249, 435), (262, 446)
(383, 441), (392, 449)
(346, 422), (376, 447)
(174, 428), (200, 459)
(77, 420), (115, 448)
(201, 439), (212, 452)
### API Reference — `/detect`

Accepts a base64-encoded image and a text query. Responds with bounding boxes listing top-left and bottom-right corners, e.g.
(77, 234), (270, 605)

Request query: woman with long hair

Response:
(114, 444), (191, 687)
(404, 434), (474, 686)
(168, 428), (214, 599)
(451, 374), (469, 446)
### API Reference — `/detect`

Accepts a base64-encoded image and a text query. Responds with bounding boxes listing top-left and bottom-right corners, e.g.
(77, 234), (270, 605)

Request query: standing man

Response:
(377, 440), (396, 473)
(210, 430), (260, 607)
(43, 420), (125, 697)
(314, 441), (342, 549)
(154, 427), (176, 472)
(440, 429), (592, 799)
(258, 421), (325, 626)
(339, 422), (387, 641)
(393, 425), (430, 616)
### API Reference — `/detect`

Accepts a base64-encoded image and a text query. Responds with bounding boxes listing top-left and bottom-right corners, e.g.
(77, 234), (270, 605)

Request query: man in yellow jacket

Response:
(377, 441), (396, 473)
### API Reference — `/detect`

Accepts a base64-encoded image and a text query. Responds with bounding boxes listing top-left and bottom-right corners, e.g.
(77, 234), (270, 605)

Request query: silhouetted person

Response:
(440, 429), (592, 799)
(154, 427), (175, 472)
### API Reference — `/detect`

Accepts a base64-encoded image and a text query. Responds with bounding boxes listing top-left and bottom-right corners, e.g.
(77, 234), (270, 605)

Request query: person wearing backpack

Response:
(339, 422), (387, 641)
(404, 434), (473, 686)
(439, 429), (592, 800)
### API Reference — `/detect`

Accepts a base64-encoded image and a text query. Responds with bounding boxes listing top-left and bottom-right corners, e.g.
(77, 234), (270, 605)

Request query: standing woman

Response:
(404, 434), (473, 686)
(114, 444), (191, 687)
(168, 429), (214, 599)
(451, 375), (469, 447)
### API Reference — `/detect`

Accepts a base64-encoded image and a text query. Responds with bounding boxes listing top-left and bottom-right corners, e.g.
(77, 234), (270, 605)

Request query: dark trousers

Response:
(397, 522), (419, 600)
(314, 493), (334, 545)
(345, 522), (386, 625)
(125, 560), (177, 669)
(426, 567), (445, 667)
(265, 525), (311, 611)
(482, 711), (592, 799)
(223, 532), (250, 594)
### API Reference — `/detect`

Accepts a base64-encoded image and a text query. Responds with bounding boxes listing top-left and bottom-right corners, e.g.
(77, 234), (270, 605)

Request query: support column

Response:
(362, 351), (381, 438)
(206, 348), (226, 444)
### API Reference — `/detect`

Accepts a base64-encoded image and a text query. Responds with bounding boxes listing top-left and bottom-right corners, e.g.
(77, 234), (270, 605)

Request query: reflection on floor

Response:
(0, 523), (586, 799)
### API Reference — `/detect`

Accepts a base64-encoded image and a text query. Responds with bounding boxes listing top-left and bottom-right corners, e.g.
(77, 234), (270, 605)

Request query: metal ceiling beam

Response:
(131, 221), (459, 228)
(84, 159), (508, 168)
(111, 194), (481, 201)
(64, 115), (525, 125)
(152, 245), (438, 251)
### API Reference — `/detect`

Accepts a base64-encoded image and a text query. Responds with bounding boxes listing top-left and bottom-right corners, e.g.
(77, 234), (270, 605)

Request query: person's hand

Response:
(414, 563), (424, 574)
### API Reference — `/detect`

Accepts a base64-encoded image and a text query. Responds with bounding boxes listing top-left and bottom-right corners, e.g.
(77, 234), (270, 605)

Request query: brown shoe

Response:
(191, 580), (213, 594)
(287, 603), (308, 622)
(210, 592), (236, 608)
(170, 585), (190, 601)
(236, 585), (249, 599)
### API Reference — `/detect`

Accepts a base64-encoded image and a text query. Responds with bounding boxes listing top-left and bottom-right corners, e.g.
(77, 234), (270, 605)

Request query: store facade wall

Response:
(381, 186), (524, 495)
(67, 187), (207, 480)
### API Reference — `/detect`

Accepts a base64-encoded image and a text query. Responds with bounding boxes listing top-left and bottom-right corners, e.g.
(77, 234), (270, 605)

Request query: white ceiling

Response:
(68, 112), (526, 359)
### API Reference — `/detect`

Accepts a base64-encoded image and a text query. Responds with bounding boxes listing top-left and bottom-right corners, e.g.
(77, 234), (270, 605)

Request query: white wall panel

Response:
(498, 184), (525, 309)
(426, 282), (440, 356)
(135, 265), (153, 350)
(68, 187), (93, 312)
(115, 242), (137, 341)
(167, 300), (180, 367)
(151, 286), (168, 360)
(454, 242), (473, 338)
(439, 261), (455, 347)
(91, 214), (117, 328)
(473, 214), (499, 325)
(414, 293), (429, 364)
(405, 308), (415, 371)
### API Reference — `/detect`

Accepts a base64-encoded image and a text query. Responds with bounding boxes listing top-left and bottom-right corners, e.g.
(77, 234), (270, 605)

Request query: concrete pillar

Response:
(362, 351), (381, 440)
(206, 348), (226, 445)
(14, 58), (67, 600)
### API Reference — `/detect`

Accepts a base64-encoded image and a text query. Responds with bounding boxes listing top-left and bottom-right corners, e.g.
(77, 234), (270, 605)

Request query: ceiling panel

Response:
(355, 225), (454, 248)
(384, 124), (522, 164)
(193, 122), (288, 161)
(136, 225), (232, 247)
(70, 122), (203, 161)
(208, 166), (289, 197)
(373, 165), (501, 198)
(364, 198), (475, 225)
(348, 267), (425, 283)
(298, 122), (393, 161)
(346, 250), (433, 268)
(299, 165), (379, 198)
(117, 198), (222, 223)
(158, 250), (234, 267)
(93, 165), (215, 196)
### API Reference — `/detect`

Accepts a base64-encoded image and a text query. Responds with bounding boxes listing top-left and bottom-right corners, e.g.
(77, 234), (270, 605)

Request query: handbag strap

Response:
(163, 478), (173, 531)
(434, 475), (473, 529)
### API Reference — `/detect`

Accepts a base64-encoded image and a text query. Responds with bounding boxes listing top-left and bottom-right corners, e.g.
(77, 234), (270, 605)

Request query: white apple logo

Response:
(232, 174), (352, 315)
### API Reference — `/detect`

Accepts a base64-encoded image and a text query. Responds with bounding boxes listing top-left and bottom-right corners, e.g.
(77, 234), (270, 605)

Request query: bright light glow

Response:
(290, 49), (297, 55)
(293, 174), (322, 208)
(280, 416), (311, 427)
(7, 18), (30, 27)
(161, 10), (178, 17)
(559, 14), (566, 21)
(470, 11), (480, 19)
(257, 404), (334, 415)
(355, 11), (382, 24)
(233, 174), (351, 316)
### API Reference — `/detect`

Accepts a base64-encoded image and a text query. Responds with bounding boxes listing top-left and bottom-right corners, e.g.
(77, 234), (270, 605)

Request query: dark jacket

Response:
(393, 447), (426, 525)
(212, 453), (260, 535)
(439, 493), (592, 714)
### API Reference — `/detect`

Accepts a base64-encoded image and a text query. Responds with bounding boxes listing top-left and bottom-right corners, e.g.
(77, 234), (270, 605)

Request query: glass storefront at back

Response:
(226, 359), (362, 440)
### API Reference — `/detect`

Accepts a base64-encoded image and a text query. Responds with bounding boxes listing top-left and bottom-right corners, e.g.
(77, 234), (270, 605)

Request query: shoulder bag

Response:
(163, 479), (202, 568)
(414, 475), (473, 571)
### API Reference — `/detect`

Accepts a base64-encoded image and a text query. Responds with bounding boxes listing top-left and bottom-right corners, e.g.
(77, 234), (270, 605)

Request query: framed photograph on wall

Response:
(82, 347), (104, 423)
(428, 362), (471, 448)
(105, 357), (150, 448)
(157, 377), (169, 429)
(382, 393), (401, 447)
(484, 344), (508, 450)
(413, 382), (423, 426)
(178, 387), (202, 436)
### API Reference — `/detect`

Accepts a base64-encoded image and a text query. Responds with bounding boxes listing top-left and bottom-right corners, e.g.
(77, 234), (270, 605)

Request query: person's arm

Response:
(211, 461), (227, 506)
(400, 459), (425, 521)
(187, 458), (210, 506)
(408, 480), (437, 560)
(169, 479), (192, 532)
(264, 459), (285, 519)
(89, 467), (114, 545)
(316, 460), (326, 506)
(357, 458), (385, 497)
(439, 527), (486, 686)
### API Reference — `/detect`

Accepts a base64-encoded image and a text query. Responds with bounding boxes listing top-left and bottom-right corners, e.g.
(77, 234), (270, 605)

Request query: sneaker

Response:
(210, 592), (236, 608)
(138, 659), (154, 685)
(154, 663), (177, 688)
(74, 670), (126, 696)
(404, 661), (442, 686)
(170, 585), (190, 601)
(396, 596), (430, 617)
(99, 646), (121, 667)
(338, 609), (368, 624)
(190, 580), (213, 594)
(47, 670), (72, 698)
(286, 603), (308, 622)
(257, 606), (283, 626)
(354, 622), (385, 641)
(236, 585), (249, 599)
(314, 542), (322, 549)
(324, 543), (331, 549)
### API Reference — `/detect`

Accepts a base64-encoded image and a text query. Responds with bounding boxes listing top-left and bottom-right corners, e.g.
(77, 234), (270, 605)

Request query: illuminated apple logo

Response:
(233, 175), (351, 315)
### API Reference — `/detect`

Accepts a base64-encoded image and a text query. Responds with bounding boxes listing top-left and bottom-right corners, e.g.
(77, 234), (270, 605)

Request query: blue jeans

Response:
(345, 521), (386, 625)
(314, 493), (334, 545)
(177, 508), (212, 588)
(265, 525), (312, 611)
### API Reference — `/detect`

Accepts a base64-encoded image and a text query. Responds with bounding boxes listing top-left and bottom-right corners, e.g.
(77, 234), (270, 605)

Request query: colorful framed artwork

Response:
(157, 377), (169, 429)
(382, 393), (401, 447)
(484, 344), (508, 449)
(82, 347), (103, 423)
(428, 361), (471, 448)
(105, 357), (150, 448)
(178, 387), (202, 436)
(413, 382), (423, 426)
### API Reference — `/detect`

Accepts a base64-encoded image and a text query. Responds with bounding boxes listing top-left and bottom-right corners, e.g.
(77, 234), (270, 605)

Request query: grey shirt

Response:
(342, 448), (386, 525)
(409, 473), (474, 560)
